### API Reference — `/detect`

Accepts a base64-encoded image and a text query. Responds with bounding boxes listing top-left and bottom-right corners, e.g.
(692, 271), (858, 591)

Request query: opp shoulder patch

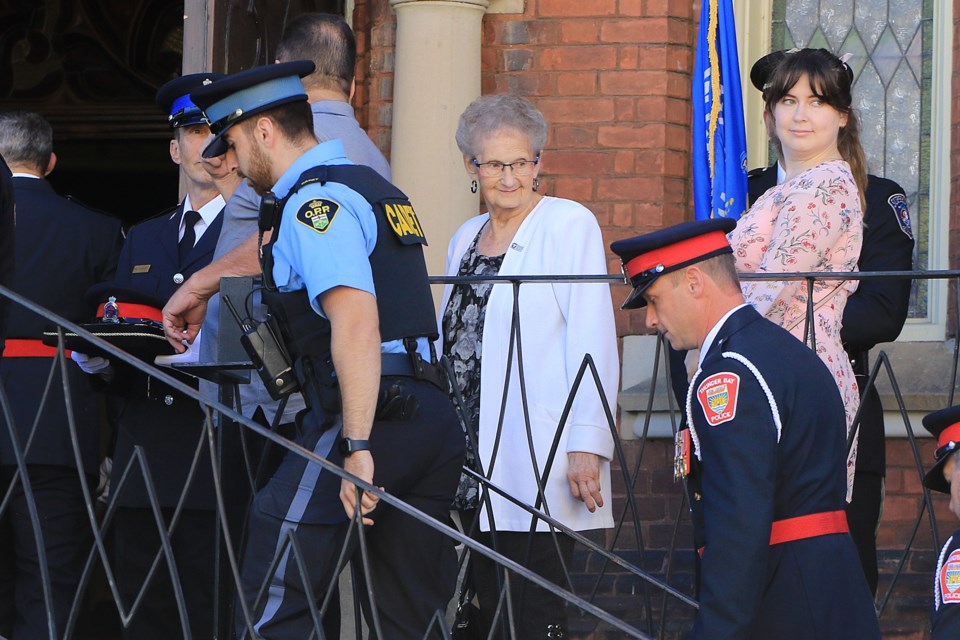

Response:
(941, 549), (960, 604)
(295, 198), (340, 234)
(696, 372), (740, 426)
(887, 193), (913, 240)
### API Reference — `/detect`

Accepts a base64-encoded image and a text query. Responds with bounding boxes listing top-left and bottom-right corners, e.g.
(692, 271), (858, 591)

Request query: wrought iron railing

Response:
(0, 268), (954, 639)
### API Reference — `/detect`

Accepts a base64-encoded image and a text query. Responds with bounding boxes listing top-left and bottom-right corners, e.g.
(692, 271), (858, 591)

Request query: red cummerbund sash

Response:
(769, 510), (848, 545)
(4, 339), (71, 358)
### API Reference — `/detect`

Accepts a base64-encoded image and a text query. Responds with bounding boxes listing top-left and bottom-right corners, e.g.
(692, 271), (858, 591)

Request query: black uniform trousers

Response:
(236, 377), (464, 640)
(113, 507), (216, 640)
(0, 465), (96, 640)
(0, 355), (103, 640)
(846, 380), (885, 594)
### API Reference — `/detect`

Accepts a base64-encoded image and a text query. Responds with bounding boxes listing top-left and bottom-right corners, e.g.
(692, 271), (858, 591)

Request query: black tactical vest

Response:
(261, 164), (438, 370)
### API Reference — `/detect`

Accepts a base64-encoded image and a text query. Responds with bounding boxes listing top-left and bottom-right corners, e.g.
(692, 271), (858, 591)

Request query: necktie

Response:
(179, 210), (201, 265)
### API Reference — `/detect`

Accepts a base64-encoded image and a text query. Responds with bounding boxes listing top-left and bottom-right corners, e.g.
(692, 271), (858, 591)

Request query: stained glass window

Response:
(771, 0), (930, 317)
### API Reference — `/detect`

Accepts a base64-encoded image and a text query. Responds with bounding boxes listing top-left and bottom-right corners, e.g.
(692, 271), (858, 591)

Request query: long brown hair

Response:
(762, 48), (868, 211)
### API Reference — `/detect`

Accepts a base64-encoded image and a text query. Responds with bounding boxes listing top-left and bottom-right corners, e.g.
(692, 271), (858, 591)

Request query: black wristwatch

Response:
(339, 437), (371, 457)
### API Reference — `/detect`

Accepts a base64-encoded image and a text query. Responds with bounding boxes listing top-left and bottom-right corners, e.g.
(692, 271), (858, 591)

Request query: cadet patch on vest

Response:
(697, 372), (740, 426)
(296, 198), (339, 234)
(382, 201), (427, 246)
(888, 193), (913, 240)
(942, 549), (960, 604)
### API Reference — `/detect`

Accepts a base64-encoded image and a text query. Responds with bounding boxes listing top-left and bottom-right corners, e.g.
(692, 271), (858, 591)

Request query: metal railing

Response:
(0, 268), (954, 639)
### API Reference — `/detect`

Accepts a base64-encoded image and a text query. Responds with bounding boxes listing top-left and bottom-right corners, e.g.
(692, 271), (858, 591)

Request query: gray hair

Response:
(455, 94), (547, 158)
(0, 111), (53, 172)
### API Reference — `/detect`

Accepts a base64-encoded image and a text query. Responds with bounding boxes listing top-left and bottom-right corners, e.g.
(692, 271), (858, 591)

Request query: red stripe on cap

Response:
(97, 302), (162, 323)
(938, 423), (960, 449)
(624, 230), (731, 279)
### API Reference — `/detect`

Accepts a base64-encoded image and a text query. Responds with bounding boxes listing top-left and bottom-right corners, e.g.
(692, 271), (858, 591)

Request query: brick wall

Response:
(351, 0), (396, 158)
(479, 2), (696, 341)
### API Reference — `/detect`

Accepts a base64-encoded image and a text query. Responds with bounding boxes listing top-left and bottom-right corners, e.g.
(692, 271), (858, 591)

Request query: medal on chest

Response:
(674, 428), (691, 481)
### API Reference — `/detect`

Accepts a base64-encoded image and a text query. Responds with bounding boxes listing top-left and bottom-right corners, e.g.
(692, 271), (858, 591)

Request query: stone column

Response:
(389, 0), (489, 282)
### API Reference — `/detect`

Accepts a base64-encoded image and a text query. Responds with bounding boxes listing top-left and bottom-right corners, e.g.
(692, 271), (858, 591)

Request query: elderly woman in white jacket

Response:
(439, 94), (619, 639)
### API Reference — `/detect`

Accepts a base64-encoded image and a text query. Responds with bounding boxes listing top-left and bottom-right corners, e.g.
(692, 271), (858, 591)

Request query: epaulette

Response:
(128, 203), (179, 231)
(747, 166), (769, 178)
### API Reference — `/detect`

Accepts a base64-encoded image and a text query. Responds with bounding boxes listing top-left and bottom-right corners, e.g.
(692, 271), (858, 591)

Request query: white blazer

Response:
(438, 197), (619, 532)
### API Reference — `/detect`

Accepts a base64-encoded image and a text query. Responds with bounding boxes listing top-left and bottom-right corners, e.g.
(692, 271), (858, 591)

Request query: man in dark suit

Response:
(83, 74), (226, 640)
(0, 155), (14, 355)
(747, 51), (915, 594)
(0, 110), (122, 638)
(613, 219), (880, 640)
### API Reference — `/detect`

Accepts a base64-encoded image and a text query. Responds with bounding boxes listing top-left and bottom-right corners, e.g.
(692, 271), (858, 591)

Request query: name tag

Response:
(132, 264), (151, 274)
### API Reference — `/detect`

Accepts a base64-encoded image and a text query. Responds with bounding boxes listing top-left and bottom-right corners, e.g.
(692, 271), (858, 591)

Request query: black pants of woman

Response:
(460, 509), (575, 639)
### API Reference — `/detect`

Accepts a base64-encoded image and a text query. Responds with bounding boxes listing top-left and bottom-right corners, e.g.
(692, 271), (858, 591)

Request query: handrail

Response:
(0, 267), (954, 638)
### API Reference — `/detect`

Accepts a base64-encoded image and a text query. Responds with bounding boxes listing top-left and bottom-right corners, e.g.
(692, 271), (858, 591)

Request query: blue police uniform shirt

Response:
(271, 138), (429, 359)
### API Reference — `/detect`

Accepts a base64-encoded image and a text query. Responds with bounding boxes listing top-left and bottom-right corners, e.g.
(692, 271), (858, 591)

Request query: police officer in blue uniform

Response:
(85, 73), (226, 640)
(188, 62), (464, 640)
(922, 405), (960, 639)
(612, 219), (879, 639)
(0, 110), (122, 639)
(747, 50), (915, 594)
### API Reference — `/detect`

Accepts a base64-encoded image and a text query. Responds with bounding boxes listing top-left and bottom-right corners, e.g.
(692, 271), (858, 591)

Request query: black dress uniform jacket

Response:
(0, 175), (121, 640)
(0, 177), (122, 473)
(0, 158), (14, 353)
(106, 203), (223, 509)
(686, 305), (879, 640)
(933, 530), (960, 639)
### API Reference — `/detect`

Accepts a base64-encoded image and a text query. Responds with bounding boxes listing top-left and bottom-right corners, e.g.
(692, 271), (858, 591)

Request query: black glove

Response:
(376, 381), (420, 421)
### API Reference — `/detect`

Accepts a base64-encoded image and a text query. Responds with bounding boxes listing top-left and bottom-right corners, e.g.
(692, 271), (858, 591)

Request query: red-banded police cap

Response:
(923, 405), (960, 494)
(610, 218), (737, 310)
(85, 283), (167, 321)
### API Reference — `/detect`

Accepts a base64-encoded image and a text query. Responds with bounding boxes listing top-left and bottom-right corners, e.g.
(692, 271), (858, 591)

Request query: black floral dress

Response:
(442, 225), (503, 510)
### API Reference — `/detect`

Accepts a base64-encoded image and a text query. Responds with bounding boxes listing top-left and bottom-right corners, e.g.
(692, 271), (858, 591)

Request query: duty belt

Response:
(380, 353), (446, 391)
(4, 339), (71, 358)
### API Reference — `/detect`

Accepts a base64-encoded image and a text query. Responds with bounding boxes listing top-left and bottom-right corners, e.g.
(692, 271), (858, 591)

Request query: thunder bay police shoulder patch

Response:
(696, 372), (740, 426)
(942, 549), (960, 605)
(888, 193), (913, 240)
(296, 198), (340, 234)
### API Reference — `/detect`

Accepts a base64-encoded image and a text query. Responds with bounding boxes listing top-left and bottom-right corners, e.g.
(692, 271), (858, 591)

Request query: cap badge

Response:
(102, 297), (120, 324)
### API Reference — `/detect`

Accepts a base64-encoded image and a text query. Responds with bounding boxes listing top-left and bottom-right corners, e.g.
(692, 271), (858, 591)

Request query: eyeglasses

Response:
(472, 156), (539, 178)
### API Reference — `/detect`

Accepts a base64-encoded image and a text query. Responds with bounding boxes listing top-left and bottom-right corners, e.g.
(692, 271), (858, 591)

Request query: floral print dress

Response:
(441, 224), (503, 510)
(729, 159), (863, 496)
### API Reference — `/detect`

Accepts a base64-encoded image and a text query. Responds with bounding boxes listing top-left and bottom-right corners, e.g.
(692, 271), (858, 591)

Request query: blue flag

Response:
(692, 0), (748, 220)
